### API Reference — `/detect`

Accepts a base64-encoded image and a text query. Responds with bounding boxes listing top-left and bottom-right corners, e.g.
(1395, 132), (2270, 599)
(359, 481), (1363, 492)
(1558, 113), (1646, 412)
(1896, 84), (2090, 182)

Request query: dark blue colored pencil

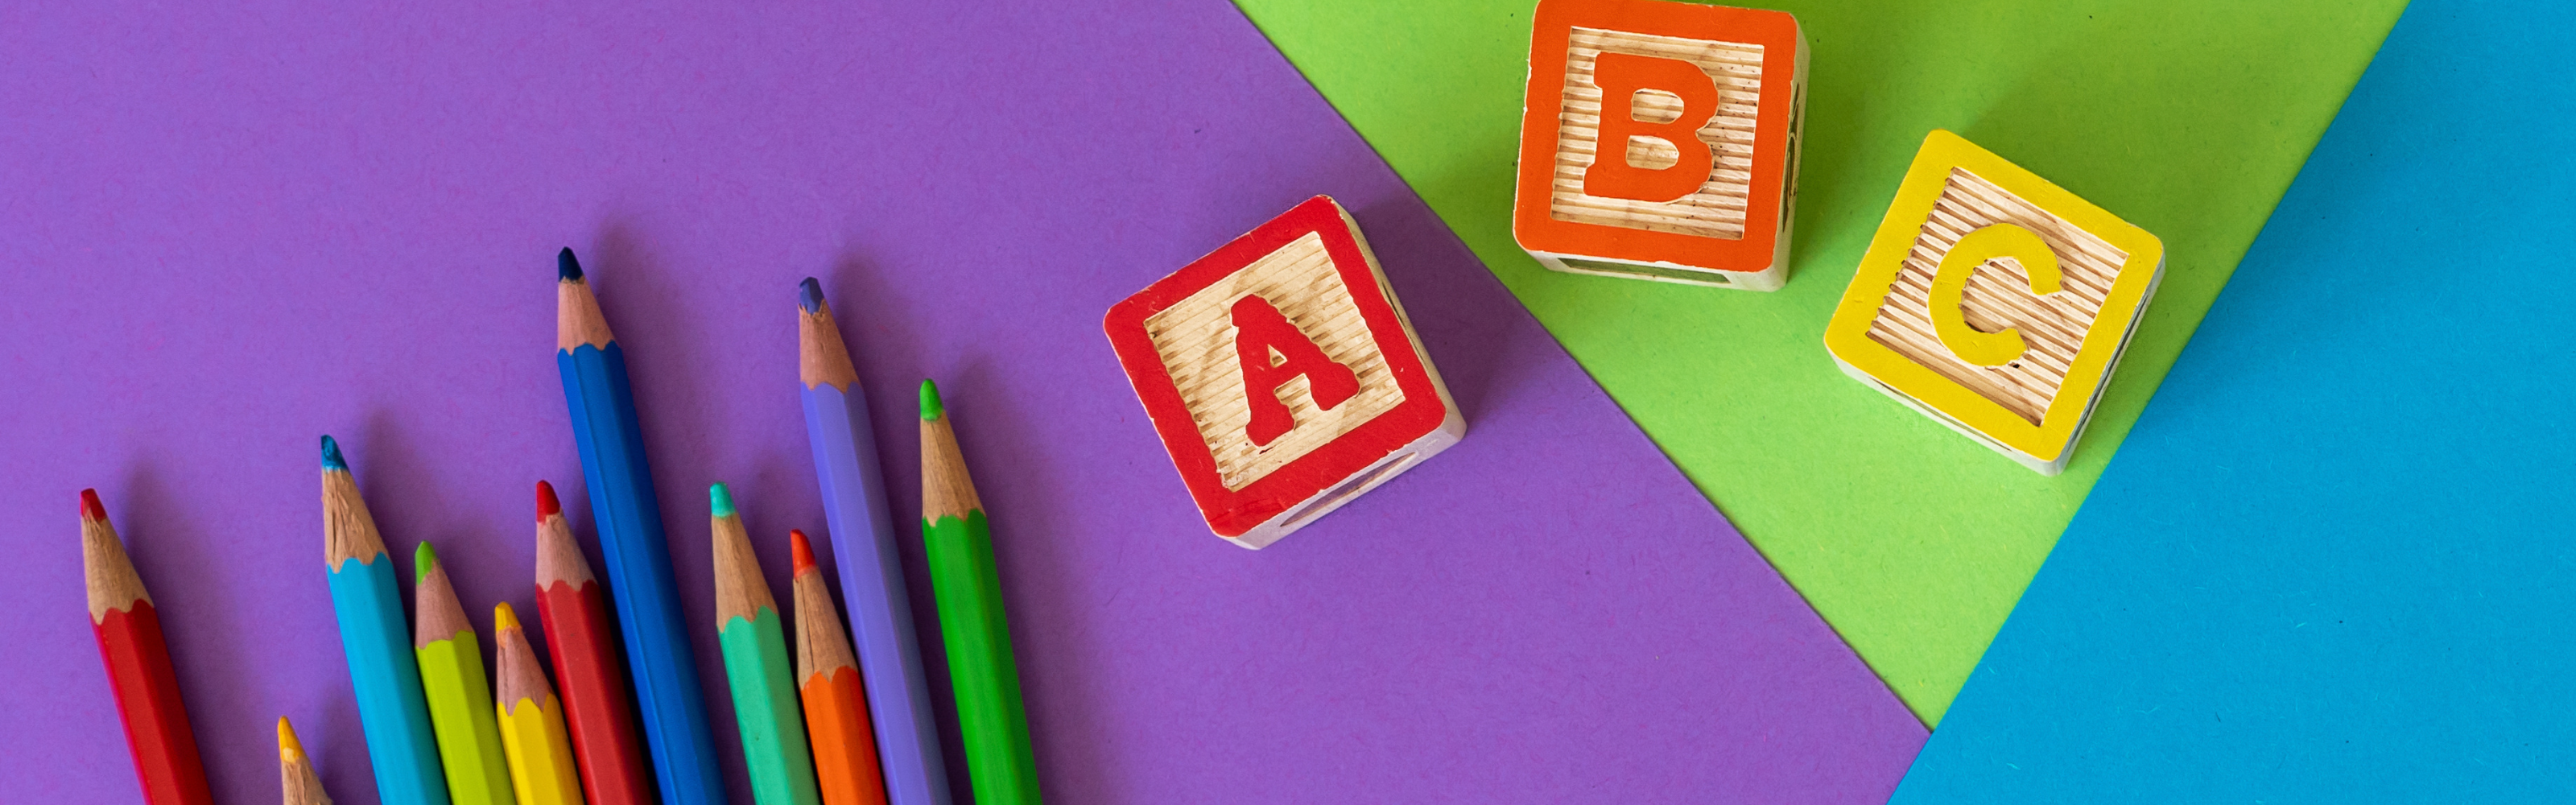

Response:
(554, 248), (725, 805)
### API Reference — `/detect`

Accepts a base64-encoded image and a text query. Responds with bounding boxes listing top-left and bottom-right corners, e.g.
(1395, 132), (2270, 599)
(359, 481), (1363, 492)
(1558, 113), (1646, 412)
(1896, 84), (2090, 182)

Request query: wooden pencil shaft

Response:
(414, 561), (515, 805)
(558, 279), (726, 805)
(919, 403), (1041, 805)
(802, 380), (950, 805)
(322, 452), (449, 805)
(495, 608), (585, 805)
(720, 609), (824, 805)
(80, 497), (213, 805)
(791, 538), (888, 805)
(325, 555), (450, 805)
(535, 574), (655, 805)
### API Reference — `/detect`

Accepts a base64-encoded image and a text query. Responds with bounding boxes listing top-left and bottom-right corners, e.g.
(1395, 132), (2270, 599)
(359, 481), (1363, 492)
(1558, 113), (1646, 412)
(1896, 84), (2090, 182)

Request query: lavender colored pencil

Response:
(795, 278), (952, 805)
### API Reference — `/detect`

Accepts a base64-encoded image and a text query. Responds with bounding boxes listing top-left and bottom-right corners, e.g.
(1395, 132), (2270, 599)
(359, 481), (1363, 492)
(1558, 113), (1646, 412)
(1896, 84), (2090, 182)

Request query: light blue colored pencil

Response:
(796, 277), (953, 805)
(320, 436), (452, 805)
(555, 248), (726, 805)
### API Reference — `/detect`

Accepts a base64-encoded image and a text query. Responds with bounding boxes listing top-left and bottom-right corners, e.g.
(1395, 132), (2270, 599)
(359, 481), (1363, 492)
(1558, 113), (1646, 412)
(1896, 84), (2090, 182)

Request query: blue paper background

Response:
(1889, 1), (2576, 800)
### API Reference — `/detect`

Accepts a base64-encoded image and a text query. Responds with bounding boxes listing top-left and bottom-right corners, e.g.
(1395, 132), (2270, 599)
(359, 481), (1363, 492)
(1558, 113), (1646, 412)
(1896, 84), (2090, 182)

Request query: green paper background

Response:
(1232, 0), (2405, 724)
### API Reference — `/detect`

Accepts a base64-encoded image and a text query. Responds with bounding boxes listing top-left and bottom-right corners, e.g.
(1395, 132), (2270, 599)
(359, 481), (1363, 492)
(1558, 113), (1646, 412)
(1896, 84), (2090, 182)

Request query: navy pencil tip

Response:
(320, 436), (348, 470)
(797, 277), (825, 313)
(557, 247), (584, 282)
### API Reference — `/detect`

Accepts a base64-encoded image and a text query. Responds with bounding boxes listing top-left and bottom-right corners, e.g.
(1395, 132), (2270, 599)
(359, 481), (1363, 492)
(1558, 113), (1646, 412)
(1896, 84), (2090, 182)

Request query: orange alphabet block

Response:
(1104, 196), (1464, 549)
(1513, 0), (1809, 291)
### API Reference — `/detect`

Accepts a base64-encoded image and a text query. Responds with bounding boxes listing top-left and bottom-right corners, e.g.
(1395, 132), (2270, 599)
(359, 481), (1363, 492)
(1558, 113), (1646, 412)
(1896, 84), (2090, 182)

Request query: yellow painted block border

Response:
(1824, 130), (2165, 464)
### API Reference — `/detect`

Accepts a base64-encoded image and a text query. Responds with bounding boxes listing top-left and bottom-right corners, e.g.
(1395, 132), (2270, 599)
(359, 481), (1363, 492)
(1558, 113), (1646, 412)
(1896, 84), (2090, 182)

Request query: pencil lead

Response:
(80, 488), (106, 521)
(558, 247), (584, 282)
(709, 482), (736, 518)
(493, 601), (521, 633)
(320, 435), (348, 471)
(919, 379), (943, 421)
(789, 530), (815, 576)
(276, 716), (302, 758)
(414, 540), (439, 584)
(536, 480), (562, 522)
(798, 277), (826, 314)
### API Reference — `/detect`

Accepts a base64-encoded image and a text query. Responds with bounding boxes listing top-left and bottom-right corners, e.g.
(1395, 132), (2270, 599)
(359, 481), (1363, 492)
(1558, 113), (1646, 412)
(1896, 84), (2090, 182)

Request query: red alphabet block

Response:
(1513, 0), (1810, 291)
(1104, 196), (1465, 549)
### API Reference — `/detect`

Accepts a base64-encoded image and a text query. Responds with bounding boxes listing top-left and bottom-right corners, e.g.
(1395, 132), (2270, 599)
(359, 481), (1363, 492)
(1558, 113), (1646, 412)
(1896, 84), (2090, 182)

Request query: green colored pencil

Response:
(414, 541), (518, 805)
(918, 381), (1040, 805)
(709, 483), (822, 805)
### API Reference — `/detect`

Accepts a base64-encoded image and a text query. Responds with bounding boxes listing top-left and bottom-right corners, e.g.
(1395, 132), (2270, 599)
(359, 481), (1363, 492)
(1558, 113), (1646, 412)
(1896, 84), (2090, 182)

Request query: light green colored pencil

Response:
(709, 483), (822, 805)
(414, 541), (517, 805)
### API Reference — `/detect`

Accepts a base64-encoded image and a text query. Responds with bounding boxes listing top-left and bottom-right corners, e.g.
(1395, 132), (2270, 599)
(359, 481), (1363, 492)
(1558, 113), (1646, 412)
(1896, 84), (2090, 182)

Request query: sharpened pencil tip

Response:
(558, 247), (584, 281)
(493, 601), (520, 632)
(790, 530), (816, 575)
(709, 483), (736, 518)
(80, 489), (105, 521)
(276, 716), (301, 758)
(798, 277), (826, 313)
(535, 480), (561, 522)
(920, 379), (943, 421)
(414, 540), (438, 584)
(320, 436), (347, 471)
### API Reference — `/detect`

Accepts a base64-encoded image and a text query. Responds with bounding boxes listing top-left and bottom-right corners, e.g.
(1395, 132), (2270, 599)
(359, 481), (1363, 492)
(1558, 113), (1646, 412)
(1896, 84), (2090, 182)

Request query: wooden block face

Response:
(1513, 0), (1806, 284)
(1142, 231), (1407, 490)
(1824, 130), (2165, 472)
(1106, 196), (1463, 546)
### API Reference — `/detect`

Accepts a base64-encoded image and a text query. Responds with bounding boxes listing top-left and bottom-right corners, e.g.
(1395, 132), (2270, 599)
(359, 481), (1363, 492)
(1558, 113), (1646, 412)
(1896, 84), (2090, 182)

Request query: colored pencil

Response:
(795, 277), (950, 805)
(789, 530), (890, 805)
(493, 603), (584, 805)
(532, 481), (654, 805)
(554, 247), (725, 805)
(709, 484), (824, 805)
(278, 716), (332, 805)
(414, 542), (518, 805)
(80, 489), (214, 805)
(917, 382), (1042, 805)
(79, 489), (213, 805)
(320, 436), (451, 805)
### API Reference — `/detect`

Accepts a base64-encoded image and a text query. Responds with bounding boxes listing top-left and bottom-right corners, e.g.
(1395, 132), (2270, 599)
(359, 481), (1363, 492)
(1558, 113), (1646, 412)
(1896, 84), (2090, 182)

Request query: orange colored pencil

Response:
(791, 530), (889, 805)
(82, 489), (215, 805)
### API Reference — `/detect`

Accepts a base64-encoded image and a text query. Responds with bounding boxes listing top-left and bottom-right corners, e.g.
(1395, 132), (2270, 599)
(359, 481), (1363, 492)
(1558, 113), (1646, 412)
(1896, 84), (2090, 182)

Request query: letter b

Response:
(1583, 52), (1719, 202)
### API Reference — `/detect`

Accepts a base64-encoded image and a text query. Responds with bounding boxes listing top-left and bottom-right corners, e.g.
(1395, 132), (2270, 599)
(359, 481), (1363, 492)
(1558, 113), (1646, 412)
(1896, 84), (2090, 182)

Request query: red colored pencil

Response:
(80, 489), (215, 805)
(533, 480), (656, 805)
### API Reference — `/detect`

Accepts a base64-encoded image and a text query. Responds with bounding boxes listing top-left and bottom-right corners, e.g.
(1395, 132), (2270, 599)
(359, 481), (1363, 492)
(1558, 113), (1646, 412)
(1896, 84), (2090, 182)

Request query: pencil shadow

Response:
(116, 462), (250, 800)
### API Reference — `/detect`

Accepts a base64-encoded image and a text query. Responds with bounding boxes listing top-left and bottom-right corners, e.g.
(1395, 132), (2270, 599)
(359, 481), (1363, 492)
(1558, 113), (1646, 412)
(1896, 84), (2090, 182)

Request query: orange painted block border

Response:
(1512, 0), (1806, 288)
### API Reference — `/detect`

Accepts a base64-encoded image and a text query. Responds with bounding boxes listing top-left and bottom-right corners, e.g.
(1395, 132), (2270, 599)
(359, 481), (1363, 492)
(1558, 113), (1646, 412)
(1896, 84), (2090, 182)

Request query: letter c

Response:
(1930, 224), (2062, 366)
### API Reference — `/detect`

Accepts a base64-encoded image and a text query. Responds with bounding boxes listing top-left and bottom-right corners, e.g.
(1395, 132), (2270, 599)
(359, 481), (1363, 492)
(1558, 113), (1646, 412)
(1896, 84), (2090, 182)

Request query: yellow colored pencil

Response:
(494, 603), (585, 805)
(278, 716), (332, 805)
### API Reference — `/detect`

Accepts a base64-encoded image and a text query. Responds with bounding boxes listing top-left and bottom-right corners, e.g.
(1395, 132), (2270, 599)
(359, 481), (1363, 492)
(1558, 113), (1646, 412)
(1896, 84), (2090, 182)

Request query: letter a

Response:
(1232, 295), (1360, 447)
(1582, 52), (1719, 202)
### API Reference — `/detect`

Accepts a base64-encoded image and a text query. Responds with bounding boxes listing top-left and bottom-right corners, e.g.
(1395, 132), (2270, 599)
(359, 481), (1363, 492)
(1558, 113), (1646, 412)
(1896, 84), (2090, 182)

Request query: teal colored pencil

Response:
(555, 248), (726, 805)
(320, 436), (452, 805)
(917, 382), (1041, 805)
(708, 484), (823, 805)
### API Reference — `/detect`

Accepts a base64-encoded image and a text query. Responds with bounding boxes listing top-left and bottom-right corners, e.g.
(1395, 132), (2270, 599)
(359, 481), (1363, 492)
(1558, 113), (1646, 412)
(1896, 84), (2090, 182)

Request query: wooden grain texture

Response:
(1141, 231), (1406, 490)
(535, 507), (597, 590)
(557, 278), (615, 353)
(711, 509), (778, 628)
(799, 303), (862, 391)
(411, 549), (473, 650)
(920, 412), (984, 523)
(1863, 167), (2128, 423)
(1548, 27), (1764, 238)
(278, 718), (332, 805)
(83, 506), (151, 620)
(322, 469), (390, 572)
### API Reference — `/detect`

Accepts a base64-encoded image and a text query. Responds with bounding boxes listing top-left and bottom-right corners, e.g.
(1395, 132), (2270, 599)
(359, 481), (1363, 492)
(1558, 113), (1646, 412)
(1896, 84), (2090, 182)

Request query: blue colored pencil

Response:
(320, 436), (452, 805)
(795, 278), (953, 805)
(554, 248), (726, 805)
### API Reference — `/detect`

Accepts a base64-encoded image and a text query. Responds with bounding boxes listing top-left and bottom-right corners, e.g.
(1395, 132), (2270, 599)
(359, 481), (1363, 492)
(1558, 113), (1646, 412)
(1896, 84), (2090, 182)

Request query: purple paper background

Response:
(0, 1), (1925, 803)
